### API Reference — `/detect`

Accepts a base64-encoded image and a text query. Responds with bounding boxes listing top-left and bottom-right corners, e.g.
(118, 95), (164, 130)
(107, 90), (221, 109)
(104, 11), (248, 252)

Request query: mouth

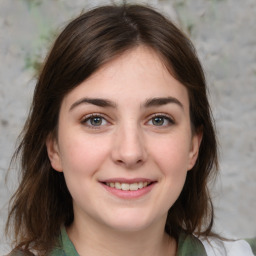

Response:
(103, 181), (152, 191)
(99, 179), (156, 199)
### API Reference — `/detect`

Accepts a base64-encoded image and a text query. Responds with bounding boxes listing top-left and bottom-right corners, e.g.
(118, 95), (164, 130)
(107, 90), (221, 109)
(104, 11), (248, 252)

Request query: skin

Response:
(47, 46), (202, 256)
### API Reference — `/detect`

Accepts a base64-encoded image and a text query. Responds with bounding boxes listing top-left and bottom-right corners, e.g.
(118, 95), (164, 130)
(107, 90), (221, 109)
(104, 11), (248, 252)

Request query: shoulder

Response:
(7, 247), (65, 256)
(246, 237), (256, 255)
(7, 250), (35, 256)
(200, 237), (255, 256)
(8, 249), (65, 256)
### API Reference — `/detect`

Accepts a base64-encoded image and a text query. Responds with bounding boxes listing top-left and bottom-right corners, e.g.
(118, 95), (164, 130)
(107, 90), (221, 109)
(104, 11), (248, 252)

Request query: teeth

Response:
(115, 182), (121, 189)
(106, 181), (149, 191)
(130, 183), (139, 191)
(121, 183), (129, 191)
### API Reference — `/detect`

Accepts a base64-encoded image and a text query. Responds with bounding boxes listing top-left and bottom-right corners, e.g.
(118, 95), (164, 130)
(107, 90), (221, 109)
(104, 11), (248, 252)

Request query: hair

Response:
(6, 3), (218, 255)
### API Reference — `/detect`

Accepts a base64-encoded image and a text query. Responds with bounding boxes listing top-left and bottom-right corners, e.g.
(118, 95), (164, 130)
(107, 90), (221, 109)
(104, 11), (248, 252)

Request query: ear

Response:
(46, 134), (63, 172)
(187, 130), (203, 171)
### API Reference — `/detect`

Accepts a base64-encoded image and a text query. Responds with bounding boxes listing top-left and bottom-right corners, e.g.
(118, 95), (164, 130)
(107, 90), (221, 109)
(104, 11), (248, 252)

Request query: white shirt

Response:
(201, 238), (254, 256)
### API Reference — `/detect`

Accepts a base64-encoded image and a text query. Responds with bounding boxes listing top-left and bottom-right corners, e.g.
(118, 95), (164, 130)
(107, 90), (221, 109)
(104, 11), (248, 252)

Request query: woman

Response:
(6, 4), (254, 256)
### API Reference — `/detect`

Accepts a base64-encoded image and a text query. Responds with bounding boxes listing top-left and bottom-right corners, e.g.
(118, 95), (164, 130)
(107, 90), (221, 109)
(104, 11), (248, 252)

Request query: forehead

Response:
(61, 46), (189, 110)
(91, 46), (171, 82)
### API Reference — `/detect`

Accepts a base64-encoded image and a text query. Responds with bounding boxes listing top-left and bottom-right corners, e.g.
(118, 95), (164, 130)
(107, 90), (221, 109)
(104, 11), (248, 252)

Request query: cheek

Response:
(59, 133), (111, 177)
(149, 134), (191, 173)
(59, 135), (111, 202)
(149, 136), (190, 213)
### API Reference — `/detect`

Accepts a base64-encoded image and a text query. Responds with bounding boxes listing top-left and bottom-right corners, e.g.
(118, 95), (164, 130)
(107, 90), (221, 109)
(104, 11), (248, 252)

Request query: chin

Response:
(102, 213), (162, 234)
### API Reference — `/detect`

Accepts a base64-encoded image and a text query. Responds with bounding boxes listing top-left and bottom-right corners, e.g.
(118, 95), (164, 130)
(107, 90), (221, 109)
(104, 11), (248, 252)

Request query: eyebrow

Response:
(69, 98), (117, 111)
(69, 96), (183, 111)
(143, 97), (184, 109)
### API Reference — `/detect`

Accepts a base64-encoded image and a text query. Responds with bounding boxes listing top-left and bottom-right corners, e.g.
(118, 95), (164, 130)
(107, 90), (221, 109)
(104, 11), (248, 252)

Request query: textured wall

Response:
(0, 0), (255, 253)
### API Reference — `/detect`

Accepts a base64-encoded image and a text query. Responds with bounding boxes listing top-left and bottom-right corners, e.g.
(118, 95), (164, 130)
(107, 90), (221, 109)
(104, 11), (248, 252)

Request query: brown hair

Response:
(6, 4), (218, 254)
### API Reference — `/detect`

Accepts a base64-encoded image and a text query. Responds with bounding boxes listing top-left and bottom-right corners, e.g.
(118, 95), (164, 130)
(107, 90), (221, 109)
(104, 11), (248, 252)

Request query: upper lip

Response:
(99, 178), (156, 184)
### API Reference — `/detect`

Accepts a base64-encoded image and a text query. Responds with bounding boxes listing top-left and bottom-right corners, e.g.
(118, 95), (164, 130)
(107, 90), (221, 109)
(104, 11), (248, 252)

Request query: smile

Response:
(105, 181), (150, 191)
(101, 179), (156, 199)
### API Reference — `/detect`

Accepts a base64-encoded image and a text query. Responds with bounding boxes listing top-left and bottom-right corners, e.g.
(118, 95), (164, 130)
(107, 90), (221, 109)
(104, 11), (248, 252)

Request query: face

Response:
(47, 46), (201, 233)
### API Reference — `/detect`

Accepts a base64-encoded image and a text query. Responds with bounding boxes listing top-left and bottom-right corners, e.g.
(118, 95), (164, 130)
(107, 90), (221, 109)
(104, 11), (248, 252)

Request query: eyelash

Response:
(146, 114), (175, 127)
(80, 113), (175, 129)
(81, 113), (109, 129)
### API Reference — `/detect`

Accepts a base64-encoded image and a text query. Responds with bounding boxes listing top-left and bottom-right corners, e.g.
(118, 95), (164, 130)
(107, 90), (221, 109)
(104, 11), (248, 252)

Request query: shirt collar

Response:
(54, 226), (207, 256)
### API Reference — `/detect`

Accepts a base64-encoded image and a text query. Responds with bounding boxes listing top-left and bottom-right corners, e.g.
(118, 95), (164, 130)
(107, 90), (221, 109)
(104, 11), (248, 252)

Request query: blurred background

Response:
(0, 0), (255, 253)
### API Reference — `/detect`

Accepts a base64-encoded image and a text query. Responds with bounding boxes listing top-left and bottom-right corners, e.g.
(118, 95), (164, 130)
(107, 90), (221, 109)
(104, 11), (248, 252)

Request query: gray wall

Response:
(1, 0), (255, 253)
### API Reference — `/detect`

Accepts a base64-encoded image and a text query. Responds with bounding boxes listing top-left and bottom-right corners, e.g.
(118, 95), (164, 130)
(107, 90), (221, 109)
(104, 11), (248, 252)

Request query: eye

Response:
(147, 114), (174, 127)
(81, 114), (108, 128)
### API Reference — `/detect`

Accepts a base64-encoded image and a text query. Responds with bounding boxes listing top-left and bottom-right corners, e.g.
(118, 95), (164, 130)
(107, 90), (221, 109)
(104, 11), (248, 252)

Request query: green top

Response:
(245, 237), (256, 255)
(11, 227), (207, 256)
(49, 227), (207, 256)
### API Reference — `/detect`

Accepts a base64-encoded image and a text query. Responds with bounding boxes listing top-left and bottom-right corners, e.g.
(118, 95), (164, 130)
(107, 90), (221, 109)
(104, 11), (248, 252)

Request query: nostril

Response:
(114, 157), (144, 168)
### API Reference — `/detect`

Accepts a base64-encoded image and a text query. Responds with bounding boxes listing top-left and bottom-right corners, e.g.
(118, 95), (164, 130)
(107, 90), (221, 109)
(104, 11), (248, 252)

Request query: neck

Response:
(67, 215), (176, 256)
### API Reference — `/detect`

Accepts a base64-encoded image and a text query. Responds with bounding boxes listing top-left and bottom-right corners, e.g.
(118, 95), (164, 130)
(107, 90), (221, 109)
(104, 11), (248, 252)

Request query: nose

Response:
(111, 124), (147, 169)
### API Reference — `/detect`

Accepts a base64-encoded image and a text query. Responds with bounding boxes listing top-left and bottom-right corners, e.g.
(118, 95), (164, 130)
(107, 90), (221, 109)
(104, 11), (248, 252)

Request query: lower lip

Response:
(101, 183), (156, 199)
